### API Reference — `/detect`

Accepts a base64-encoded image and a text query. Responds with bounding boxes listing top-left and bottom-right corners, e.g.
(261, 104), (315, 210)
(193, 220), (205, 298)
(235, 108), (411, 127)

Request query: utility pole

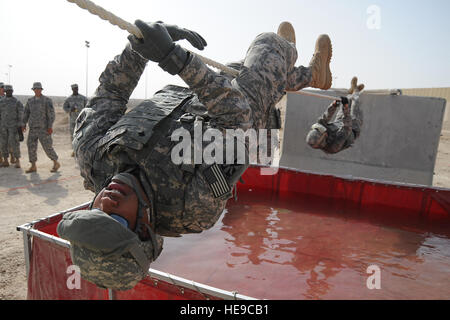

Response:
(8, 65), (12, 83)
(85, 41), (90, 97)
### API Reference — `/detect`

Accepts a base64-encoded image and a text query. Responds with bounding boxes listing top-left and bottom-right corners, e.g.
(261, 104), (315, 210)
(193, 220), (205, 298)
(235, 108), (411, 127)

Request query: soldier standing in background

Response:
(0, 85), (24, 168)
(63, 84), (88, 157)
(0, 83), (4, 164)
(22, 82), (60, 173)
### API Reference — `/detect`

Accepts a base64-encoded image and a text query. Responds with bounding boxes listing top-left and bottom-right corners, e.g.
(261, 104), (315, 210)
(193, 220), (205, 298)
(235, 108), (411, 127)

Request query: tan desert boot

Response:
(277, 21), (296, 45)
(25, 162), (37, 173)
(10, 155), (16, 164)
(51, 160), (60, 173)
(349, 76), (365, 94)
(349, 77), (358, 94)
(14, 159), (21, 169)
(309, 34), (333, 90)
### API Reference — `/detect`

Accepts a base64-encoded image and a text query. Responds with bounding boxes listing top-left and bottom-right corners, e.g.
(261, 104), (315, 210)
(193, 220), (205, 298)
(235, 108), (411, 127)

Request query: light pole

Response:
(85, 41), (90, 97)
(8, 65), (12, 84)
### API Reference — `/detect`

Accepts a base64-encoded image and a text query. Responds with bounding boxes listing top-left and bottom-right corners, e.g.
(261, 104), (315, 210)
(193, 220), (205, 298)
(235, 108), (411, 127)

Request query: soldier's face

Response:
(92, 179), (139, 230)
(5, 90), (12, 97)
(72, 88), (78, 95)
(33, 89), (43, 97)
(0, 88), (4, 96)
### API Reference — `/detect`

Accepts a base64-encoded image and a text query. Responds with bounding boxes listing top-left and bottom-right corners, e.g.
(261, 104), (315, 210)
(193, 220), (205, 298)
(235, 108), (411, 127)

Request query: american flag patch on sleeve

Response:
(202, 164), (232, 199)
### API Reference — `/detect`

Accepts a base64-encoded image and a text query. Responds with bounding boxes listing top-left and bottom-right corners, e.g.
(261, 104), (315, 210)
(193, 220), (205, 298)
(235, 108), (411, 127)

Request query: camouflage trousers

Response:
(69, 119), (76, 148)
(27, 128), (58, 162)
(0, 127), (21, 158)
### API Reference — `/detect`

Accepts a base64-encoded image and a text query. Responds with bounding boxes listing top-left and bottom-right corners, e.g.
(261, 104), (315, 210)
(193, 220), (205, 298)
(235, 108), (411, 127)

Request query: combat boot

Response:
(348, 77), (358, 94)
(0, 159), (9, 167)
(51, 160), (60, 173)
(309, 34), (333, 90)
(25, 162), (37, 173)
(10, 154), (16, 164)
(348, 76), (366, 94)
(14, 158), (21, 169)
(277, 21), (296, 45)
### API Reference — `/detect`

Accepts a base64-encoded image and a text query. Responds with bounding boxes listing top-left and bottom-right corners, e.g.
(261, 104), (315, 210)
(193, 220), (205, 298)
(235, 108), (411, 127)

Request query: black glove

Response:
(128, 20), (189, 75)
(128, 20), (175, 62)
(155, 21), (207, 50)
(340, 96), (349, 105)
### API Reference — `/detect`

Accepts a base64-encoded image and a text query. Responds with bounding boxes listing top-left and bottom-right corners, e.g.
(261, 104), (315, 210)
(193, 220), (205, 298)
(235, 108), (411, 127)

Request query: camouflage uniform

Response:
(0, 96), (24, 159)
(74, 32), (312, 240)
(311, 92), (363, 154)
(63, 93), (88, 145)
(0, 84), (4, 162)
(23, 95), (59, 162)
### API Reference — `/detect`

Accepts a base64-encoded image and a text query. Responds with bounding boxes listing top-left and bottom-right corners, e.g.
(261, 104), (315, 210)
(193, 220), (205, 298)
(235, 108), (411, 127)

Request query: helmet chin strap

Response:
(91, 171), (154, 240)
(110, 172), (152, 239)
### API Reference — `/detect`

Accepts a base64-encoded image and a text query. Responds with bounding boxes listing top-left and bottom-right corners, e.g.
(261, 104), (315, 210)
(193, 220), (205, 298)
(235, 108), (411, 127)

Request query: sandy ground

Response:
(0, 97), (449, 300)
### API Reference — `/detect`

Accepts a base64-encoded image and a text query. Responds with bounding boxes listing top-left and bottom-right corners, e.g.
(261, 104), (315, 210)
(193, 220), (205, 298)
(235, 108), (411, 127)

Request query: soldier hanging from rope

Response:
(57, 20), (333, 290)
(306, 77), (365, 154)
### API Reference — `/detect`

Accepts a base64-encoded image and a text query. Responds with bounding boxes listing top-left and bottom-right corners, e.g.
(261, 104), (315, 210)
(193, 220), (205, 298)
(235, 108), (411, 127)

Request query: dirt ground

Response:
(0, 97), (449, 300)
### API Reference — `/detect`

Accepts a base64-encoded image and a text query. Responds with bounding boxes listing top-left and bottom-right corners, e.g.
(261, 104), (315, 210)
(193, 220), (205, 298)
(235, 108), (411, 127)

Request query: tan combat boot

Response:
(309, 34), (333, 90)
(348, 76), (365, 94)
(277, 21), (296, 45)
(10, 154), (16, 164)
(14, 158), (21, 169)
(25, 162), (37, 173)
(0, 159), (9, 168)
(51, 160), (60, 173)
(349, 77), (358, 94)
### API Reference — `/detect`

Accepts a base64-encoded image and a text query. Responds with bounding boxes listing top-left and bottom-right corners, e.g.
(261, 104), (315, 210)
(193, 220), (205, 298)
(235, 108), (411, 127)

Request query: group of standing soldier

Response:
(0, 82), (87, 173)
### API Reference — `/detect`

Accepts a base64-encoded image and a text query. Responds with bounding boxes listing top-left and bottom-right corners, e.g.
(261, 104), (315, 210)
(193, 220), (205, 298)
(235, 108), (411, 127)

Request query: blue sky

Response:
(0, 0), (449, 98)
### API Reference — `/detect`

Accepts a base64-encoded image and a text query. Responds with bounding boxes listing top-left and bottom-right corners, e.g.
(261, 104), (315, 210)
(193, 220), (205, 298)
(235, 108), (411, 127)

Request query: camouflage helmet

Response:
(57, 209), (163, 291)
(306, 123), (328, 149)
(32, 82), (43, 90)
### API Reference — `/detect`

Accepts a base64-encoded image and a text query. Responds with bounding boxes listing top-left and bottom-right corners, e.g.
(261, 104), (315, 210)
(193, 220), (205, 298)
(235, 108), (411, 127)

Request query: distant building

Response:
(401, 87), (449, 125)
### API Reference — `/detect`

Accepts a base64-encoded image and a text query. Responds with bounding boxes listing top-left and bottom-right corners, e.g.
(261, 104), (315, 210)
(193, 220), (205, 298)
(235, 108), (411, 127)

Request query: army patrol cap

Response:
(0, 83), (4, 89)
(57, 209), (162, 291)
(71, 84), (79, 89)
(4, 85), (13, 91)
(32, 82), (43, 90)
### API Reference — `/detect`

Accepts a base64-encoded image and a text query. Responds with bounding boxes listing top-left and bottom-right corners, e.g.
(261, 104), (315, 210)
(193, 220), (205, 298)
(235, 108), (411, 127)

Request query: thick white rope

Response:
(67, 0), (239, 77)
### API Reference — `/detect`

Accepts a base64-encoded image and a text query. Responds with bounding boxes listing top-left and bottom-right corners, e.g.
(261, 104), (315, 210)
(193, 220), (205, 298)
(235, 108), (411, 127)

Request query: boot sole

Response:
(318, 35), (333, 90)
(309, 34), (333, 90)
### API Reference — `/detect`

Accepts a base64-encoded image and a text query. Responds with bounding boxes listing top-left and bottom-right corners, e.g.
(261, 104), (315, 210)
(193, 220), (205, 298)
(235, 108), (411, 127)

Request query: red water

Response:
(151, 192), (450, 300)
